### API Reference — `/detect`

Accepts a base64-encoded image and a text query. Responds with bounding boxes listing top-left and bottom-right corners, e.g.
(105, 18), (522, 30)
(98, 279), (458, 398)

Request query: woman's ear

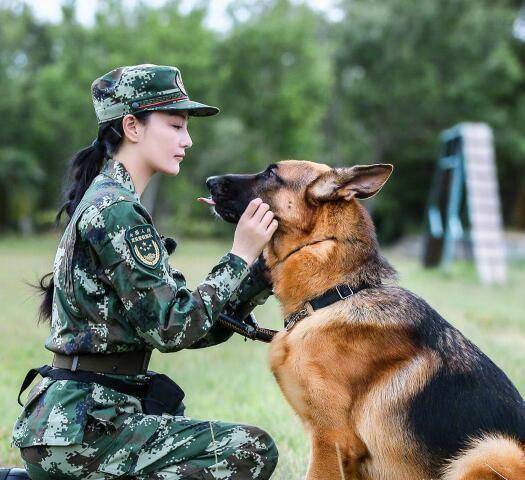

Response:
(306, 164), (393, 205)
(121, 114), (141, 143)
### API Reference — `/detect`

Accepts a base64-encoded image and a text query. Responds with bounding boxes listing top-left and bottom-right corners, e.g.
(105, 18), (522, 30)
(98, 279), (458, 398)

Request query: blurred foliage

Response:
(333, 0), (525, 240)
(0, 0), (524, 240)
(0, 147), (43, 233)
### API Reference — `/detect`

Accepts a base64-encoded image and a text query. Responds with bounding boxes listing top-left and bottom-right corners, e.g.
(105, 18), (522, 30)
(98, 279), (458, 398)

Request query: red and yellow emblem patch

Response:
(125, 224), (162, 269)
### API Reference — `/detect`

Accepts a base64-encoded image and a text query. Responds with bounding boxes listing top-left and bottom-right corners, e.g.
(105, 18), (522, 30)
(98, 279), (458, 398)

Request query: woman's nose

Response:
(182, 130), (192, 149)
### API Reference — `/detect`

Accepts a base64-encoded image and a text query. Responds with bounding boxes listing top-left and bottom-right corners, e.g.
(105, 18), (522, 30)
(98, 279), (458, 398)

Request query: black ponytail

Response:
(37, 111), (153, 323)
(57, 121), (124, 224)
(37, 272), (54, 324)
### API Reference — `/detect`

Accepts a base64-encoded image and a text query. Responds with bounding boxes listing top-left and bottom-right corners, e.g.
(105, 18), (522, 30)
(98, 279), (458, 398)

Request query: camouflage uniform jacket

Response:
(12, 159), (273, 448)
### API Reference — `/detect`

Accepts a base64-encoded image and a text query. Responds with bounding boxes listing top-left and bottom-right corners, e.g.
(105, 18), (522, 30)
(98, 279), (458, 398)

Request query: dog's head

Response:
(205, 160), (392, 232)
(205, 160), (393, 311)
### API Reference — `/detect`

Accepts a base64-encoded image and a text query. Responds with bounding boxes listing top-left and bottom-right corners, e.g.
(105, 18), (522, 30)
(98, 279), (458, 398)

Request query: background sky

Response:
(21, 0), (342, 31)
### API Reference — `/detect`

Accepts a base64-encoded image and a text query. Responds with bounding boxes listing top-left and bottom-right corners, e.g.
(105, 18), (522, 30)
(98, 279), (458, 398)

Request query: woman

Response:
(12, 64), (279, 479)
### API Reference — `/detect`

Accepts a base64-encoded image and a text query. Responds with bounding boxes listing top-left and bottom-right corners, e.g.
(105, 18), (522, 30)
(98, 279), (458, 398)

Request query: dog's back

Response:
(338, 285), (525, 479)
(397, 288), (525, 478)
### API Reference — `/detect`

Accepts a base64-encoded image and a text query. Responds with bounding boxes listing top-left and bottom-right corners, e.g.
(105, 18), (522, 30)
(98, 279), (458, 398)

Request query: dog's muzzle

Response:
(205, 175), (246, 223)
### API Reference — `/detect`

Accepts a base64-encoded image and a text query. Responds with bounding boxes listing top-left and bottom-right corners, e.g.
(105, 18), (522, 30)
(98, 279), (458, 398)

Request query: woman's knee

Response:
(20, 443), (106, 480)
(240, 425), (279, 476)
(20, 447), (56, 480)
(258, 427), (279, 466)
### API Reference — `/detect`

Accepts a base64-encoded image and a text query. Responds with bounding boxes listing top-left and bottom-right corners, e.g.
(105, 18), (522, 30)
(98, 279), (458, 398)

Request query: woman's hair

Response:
(37, 111), (153, 323)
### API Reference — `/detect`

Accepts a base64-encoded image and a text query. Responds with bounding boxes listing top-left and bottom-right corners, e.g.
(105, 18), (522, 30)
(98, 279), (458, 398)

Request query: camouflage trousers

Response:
(20, 413), (278, 479)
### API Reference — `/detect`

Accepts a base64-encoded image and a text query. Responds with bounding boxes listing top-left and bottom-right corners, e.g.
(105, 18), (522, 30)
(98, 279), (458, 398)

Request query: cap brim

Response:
(152, 99), (219, 117)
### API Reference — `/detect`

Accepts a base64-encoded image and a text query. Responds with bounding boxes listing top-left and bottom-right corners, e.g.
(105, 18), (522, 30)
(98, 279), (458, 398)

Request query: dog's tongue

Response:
(197, 197), (216, 206)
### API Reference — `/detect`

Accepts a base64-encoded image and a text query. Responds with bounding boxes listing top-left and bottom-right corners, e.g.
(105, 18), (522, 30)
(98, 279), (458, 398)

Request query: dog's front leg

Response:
(305, 434), (365, 480)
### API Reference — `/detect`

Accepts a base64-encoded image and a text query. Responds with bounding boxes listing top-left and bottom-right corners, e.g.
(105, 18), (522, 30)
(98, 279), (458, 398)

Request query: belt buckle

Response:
(71, 355), (79, 372)
(336, 284), (353, 300)
(142, 351), (152, 374)
(285, 306), (309, 331)
(285, 319), (297, 331)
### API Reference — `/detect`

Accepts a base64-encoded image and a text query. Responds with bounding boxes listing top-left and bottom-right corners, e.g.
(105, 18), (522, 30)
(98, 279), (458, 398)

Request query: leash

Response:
(218, 312), (277, 343)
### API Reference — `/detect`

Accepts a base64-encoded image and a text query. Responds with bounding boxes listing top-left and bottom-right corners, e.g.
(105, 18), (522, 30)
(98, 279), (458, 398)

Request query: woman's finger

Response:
(241, 198), (263, 220)
(260, 210), (274, 228)
(265, 219), (278, 235)
(252, 203), (270, 223)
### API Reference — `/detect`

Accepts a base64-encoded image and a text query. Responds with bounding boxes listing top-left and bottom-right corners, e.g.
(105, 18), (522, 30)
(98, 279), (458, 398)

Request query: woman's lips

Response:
(197, 197), (216, 206)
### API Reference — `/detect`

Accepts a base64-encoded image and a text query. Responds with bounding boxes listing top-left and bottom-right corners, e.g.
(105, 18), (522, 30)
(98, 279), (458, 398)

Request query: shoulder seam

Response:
(78, 198), (139, 232)
(96, 197), (137, 215)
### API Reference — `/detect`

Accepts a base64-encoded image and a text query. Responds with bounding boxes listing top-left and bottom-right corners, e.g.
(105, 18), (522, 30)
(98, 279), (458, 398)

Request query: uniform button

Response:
(132, 102), (139, 109)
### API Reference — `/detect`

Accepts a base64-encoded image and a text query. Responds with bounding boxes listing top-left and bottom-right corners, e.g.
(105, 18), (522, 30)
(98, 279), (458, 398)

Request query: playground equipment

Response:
(423, 123), (507, 284)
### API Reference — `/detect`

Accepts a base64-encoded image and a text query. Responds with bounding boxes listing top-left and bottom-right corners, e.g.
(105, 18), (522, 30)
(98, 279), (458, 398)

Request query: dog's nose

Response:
(206, 176), (218, 190)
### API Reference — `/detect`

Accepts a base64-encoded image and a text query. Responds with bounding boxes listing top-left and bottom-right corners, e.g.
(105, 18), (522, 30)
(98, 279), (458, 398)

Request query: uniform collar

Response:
(101, 158), (140, 202)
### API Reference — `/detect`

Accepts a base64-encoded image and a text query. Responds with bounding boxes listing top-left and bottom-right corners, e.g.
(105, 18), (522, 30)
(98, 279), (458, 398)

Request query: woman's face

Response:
(136, 110), (192, 176)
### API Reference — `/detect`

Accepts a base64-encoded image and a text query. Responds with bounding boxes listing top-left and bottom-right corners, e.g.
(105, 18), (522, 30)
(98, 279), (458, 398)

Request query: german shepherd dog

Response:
(205, 161), (525, 480)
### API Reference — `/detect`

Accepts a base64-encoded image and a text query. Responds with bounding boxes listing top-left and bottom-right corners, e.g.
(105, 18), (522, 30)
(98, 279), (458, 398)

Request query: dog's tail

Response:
(442, 433), (525, 480)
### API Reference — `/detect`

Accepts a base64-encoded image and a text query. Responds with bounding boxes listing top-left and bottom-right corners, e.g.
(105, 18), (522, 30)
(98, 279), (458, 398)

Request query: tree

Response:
(159, 0), (334, 236)
(333, 0), (522, 240)
(0, 148), (44, 234)
(215, 0), (333, 170)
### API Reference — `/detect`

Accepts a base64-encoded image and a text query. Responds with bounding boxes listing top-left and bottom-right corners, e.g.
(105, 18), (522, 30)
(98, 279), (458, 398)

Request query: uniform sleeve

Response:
(224, 255), (273, 319)
(187, 258), (273, 349)
(78, 201), (250, 353)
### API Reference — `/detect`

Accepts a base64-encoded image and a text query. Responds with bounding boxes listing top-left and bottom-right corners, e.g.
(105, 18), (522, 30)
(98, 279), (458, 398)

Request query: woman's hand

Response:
(230, 198), (278, 266)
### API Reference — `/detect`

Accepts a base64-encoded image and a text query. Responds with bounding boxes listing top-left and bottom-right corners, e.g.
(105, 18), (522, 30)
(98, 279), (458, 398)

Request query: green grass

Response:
(1, 235), (524, 477)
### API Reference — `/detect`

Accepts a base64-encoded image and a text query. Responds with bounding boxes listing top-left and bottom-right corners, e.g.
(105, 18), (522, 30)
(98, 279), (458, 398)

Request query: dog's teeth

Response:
(197, 197), (216, 206)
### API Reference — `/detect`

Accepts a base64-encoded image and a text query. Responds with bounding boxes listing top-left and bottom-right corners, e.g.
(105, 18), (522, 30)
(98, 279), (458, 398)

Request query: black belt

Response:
(18, 365), (148, 407)
(52, 351), (151, 375)
(17, 351), (152, 407)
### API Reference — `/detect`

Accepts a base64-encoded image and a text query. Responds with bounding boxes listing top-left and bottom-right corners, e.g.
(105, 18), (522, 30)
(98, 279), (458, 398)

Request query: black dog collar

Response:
(284, 283), (369, 331)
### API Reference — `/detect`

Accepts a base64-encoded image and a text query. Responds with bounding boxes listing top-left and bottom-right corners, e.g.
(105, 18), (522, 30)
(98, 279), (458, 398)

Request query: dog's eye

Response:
(266, 168), (286, 185)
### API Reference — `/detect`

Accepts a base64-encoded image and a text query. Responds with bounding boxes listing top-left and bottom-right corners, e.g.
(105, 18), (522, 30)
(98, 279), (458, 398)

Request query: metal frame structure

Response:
(423, 123), (507, 284)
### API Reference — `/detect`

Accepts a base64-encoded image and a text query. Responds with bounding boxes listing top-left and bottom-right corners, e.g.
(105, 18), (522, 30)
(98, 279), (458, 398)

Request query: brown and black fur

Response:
(206, 160), (525, 480)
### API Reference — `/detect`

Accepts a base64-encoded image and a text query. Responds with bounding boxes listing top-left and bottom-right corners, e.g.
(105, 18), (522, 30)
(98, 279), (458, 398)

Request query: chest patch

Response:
(125, 224), (162, 269)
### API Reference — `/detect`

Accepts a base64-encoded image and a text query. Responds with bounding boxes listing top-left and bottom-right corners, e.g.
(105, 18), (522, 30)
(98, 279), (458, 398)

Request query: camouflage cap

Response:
(91, 64), (219, 124)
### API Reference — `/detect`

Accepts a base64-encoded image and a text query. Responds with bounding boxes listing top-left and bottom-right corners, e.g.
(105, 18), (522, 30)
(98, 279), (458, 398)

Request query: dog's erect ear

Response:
(306, 164), (393, 205)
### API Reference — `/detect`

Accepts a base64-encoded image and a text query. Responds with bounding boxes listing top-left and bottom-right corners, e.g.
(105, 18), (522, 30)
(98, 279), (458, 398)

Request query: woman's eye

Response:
(172, 125), (183, 130)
